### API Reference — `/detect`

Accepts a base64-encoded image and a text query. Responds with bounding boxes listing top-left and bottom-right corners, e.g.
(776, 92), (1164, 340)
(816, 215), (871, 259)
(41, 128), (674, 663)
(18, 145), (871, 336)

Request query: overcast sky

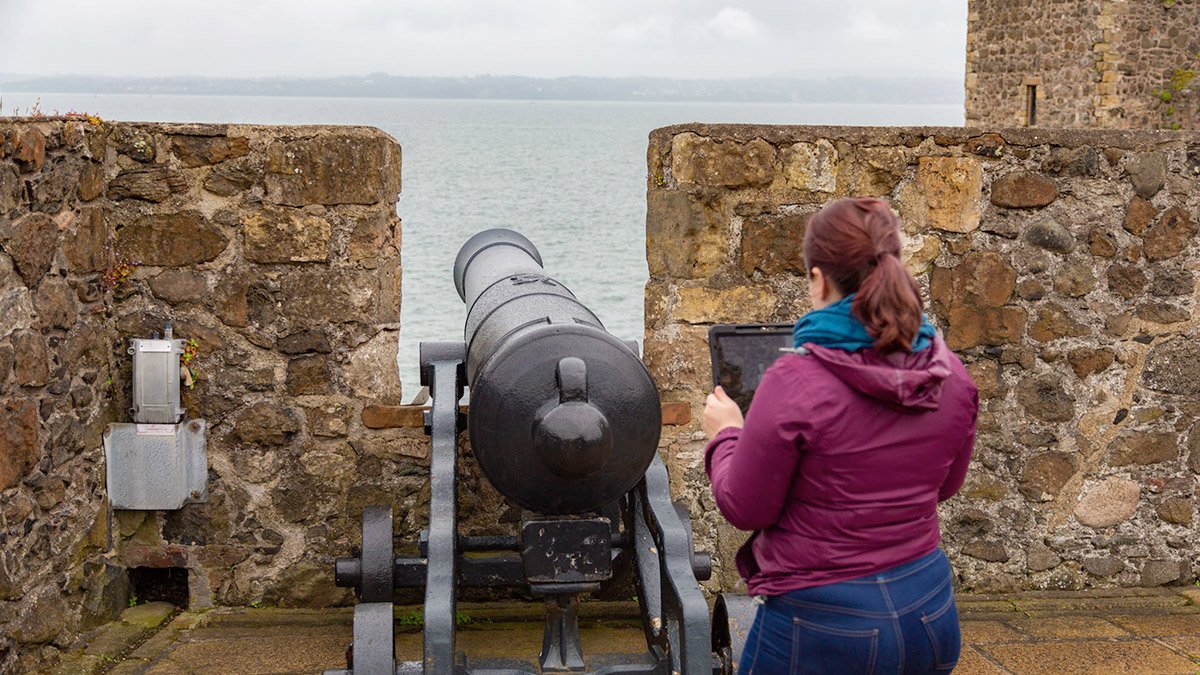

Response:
(0, 0), (967, 80)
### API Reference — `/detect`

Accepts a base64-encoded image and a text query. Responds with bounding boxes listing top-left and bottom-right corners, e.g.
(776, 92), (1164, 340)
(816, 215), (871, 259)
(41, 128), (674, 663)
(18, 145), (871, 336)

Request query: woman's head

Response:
(803, 198), (923, 353)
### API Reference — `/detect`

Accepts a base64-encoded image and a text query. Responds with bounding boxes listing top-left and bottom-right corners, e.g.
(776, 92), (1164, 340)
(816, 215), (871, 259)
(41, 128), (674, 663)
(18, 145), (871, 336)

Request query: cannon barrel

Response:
(452, 229), (661, 514)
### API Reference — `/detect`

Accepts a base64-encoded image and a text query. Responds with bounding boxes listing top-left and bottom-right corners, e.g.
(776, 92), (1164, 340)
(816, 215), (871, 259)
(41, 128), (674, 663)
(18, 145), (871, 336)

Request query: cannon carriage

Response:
(327, 229), (753, 674)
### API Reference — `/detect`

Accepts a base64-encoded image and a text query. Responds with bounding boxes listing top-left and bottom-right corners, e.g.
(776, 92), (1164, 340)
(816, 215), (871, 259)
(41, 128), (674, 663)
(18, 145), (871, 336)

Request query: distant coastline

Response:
(0, 73), (961, 105)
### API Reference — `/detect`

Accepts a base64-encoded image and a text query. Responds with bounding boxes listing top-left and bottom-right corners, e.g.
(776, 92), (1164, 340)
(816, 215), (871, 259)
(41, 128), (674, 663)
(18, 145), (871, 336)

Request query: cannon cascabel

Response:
(453, 228), (661, 514)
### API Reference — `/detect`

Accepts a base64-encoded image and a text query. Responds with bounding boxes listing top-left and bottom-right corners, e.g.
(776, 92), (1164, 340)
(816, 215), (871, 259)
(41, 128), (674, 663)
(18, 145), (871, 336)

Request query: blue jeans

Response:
(739, 548), (960, 674)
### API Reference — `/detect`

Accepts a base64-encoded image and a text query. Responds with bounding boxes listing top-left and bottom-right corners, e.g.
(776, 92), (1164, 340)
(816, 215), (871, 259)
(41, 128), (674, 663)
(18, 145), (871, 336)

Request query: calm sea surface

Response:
(4, 93), (962, 395)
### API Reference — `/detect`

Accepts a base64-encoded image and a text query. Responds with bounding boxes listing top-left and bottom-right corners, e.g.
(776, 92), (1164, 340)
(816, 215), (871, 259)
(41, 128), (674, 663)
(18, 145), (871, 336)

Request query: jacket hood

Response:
(802, 335), (954, 411)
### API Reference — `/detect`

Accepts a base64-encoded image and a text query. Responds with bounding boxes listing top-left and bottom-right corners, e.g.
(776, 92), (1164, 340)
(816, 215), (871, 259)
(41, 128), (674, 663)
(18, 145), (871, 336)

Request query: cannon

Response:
(326, 229), (752, 674)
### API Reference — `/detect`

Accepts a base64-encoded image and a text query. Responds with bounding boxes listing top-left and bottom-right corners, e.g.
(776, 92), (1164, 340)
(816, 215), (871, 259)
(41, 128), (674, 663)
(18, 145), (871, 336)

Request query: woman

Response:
(703, 197), (979, 674)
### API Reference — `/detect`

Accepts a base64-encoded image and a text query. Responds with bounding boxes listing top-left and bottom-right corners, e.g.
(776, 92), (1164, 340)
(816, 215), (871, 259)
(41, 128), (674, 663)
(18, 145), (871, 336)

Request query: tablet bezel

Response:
(707, 323), (795, 410)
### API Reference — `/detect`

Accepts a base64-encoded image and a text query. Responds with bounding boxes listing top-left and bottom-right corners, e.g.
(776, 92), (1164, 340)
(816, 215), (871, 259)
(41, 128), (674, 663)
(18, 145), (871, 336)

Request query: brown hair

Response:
(803, 198), (923, 353)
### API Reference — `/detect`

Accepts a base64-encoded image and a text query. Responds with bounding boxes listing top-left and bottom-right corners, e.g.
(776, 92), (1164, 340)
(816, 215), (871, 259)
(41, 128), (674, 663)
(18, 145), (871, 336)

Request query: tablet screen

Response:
(708, 324), (794, 414)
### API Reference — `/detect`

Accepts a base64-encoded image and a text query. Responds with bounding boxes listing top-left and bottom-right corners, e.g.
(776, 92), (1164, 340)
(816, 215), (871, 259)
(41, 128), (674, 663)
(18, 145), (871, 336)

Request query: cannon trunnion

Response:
(327, 230), (724, 675)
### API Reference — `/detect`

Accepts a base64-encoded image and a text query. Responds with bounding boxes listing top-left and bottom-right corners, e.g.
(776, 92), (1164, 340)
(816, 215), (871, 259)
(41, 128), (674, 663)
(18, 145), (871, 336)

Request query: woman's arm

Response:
(704, 365), (805, 530)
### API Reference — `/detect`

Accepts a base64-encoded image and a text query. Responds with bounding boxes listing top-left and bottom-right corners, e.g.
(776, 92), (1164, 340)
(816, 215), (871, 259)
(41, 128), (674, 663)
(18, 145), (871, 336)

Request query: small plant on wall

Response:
(1155, 57), (1199, 130)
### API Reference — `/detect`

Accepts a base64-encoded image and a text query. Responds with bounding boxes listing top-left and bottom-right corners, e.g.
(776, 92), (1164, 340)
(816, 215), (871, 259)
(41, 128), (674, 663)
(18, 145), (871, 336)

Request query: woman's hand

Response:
(703, 386), (744, 439)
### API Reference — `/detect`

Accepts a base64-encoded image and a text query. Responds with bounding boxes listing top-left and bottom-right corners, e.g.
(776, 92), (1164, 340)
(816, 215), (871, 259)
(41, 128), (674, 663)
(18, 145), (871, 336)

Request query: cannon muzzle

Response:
(453, 229), (661, 514)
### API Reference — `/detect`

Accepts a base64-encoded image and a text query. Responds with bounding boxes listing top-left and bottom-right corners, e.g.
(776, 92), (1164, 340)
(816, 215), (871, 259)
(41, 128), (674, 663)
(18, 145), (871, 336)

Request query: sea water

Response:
(2, 93), (961, 394)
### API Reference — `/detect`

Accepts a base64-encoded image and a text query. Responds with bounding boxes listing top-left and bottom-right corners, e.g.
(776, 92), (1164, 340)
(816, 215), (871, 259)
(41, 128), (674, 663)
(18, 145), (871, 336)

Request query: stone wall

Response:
(0, 118), (414, 672)
(645, 123), (1200, 596)
(965, 0), (1200, 130)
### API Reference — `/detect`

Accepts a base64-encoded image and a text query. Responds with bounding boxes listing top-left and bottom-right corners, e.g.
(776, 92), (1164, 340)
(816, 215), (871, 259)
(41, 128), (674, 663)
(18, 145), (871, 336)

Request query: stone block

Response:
(361, 405), (425, 429)
(1142, 338), (1200, 396)
(63, 208), (110, 274)
(13, 331), (49, 387)
(1157, 497), (1192, 525)
(661, 402), (691, 425)
(1075, 477), (1140, 528)
(1082, 556), (1125, 577)
(265, 133), (401, 206)
(278, 269), (378, 327)
(233, 402), (300, 447)
(1123, 197), (1156, 235)
(1016, 375), (1075, 423)
(8, 213), (58, 287)
(1028, 304), (1088, 342)
(0, 397), (38, 490)
(10, 127), (46, 173)
(1143, 207), (1196, 261)
(116, 211), (229, 266)
(670, 133), (776, 188)
(107, 167), (177, 202)
(740, 210), (809, 276)
(909, 156), (983, 233)
(171, 135), (249, 168)
(990, 172), (1058, 208)
(1149, 269), (1194, 297)
(1052, 262), (1095, 297)
(1088, 227), (1118, 258)
(120, 601), (176, 629)
(33, 277), (78, 329)
(204, 158), (263, 196)
(1105, 262), (1148, 300)
(286, 355), (333, 396)
(78, 161), (104, 201)
(930, 252), (1016, 309)
(646, 188), (730, 279)
(1019, 452), (1077, 502)
(1108, 430), (1178, 466)
(243, 208), (332, 263)
(963, 541), (1010, 563)
(943, 305), (1028, 351)
(1140, 559), (1183, 587)
(277, 329), (332, 355)
(780, 140), (836, 193)
(1134, 302), (1189, 324)
(342, 330), (401, 404)
(149, 269), (208, 304)
(673, 285), (777, 324)
(1067, 347), (1114, 378)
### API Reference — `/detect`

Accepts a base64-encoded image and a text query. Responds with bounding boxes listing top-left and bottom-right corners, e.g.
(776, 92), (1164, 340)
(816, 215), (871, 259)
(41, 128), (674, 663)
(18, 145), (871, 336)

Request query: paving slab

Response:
(981, 640), (1199, 675)
(1003, 615), (1131, 640)
(1107, 612), (1200, 636)
(959, 619), (1025, 644)
(121, 602), (178, 629)
(83, 622), (147, 657)
(1161, 635), (1200, 659)
(953, 646), (1012, 675)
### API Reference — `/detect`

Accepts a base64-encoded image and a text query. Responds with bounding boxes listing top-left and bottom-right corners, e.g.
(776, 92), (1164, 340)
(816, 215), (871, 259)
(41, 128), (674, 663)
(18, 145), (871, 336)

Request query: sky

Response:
(0, 0), (967, 80)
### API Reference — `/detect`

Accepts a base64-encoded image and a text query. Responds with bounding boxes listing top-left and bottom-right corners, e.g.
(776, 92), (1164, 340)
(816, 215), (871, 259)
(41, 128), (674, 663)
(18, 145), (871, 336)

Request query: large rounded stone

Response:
(1126, 152), (1166, 199)
(990, 172), (1058, 208)
(1074, 477), (1140, 528)
(1023, 218), (1075, 253)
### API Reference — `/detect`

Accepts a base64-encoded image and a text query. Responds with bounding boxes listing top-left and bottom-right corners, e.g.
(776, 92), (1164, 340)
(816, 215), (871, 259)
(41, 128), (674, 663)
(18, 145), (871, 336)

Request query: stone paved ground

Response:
(52, 588), (1200, 674)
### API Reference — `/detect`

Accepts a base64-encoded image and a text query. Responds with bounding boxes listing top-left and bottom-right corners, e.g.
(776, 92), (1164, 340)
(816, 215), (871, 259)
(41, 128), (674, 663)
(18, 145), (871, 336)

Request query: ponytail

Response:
(803, 198), (924, 353)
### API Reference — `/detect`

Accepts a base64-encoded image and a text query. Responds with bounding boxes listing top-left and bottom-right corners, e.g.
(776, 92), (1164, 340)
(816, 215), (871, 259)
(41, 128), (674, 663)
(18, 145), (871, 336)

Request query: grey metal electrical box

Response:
(105, 325), (207, 510)
(130, 336), (184, 424)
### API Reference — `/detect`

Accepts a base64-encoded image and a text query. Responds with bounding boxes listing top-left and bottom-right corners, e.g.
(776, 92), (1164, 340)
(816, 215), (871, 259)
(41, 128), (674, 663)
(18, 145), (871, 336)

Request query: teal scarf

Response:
(792, 294), (936, 352)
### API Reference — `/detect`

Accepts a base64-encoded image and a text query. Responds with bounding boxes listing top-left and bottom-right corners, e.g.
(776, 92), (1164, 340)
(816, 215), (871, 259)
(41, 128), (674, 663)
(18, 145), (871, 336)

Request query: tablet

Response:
(708, 323), (795, 414)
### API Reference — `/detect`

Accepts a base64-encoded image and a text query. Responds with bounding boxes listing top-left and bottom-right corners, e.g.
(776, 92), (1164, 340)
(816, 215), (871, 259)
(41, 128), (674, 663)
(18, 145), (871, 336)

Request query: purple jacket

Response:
(705, 335), (978, 596)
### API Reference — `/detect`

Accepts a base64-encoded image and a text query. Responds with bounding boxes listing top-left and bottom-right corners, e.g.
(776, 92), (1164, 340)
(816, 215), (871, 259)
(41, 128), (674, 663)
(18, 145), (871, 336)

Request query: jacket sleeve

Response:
(704, 364), (806, 531)
(938, 386), (979, 502)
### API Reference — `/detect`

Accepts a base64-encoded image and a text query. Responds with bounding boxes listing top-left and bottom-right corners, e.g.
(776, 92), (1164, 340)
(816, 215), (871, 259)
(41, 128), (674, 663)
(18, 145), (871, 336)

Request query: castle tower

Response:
(965, 0), (1200, 129)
